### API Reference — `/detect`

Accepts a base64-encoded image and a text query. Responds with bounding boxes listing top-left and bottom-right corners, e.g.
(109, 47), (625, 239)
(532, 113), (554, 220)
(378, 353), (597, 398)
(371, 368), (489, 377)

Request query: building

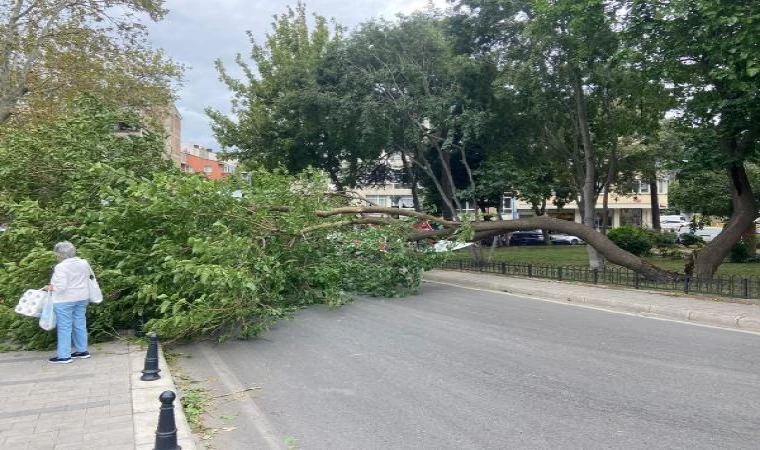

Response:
(502, 178), (672, 228)
(162, 105), (182, 164)
(111, 103), (182, 164)
(180, 144), (238, 180)
(353, 153), (418, 208)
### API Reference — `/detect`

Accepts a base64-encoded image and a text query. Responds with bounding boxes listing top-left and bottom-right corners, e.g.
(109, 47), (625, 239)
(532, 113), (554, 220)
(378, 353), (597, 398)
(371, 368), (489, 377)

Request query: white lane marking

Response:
(424, 280), (760, 337)
(198, 343), (286, 450)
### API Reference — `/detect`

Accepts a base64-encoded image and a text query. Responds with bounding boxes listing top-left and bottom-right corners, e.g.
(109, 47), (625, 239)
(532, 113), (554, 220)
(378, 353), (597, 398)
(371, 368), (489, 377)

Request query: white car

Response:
(550, 233), (584, 245)
(432, 240), (473, 252)
(660, 215), (689, 231)
(692, 227), (723, 243)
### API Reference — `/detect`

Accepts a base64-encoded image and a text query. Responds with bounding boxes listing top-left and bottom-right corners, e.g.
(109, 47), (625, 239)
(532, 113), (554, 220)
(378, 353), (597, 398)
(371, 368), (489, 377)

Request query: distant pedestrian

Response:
(44, 241), (93, 364)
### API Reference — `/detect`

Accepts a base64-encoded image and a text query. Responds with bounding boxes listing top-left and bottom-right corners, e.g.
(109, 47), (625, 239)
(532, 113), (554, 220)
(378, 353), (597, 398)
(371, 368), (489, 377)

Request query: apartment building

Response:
(180, 144), (238, 180)
(162, 104), (182, 164)
(112, 103), (182, 164)
(498, 178), (672, 228)
(352, 153), (417, 208)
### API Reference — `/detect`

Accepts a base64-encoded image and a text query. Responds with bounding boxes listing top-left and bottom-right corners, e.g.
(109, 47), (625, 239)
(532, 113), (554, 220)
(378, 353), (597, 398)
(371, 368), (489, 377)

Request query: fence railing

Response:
(438, 259), (760, 301)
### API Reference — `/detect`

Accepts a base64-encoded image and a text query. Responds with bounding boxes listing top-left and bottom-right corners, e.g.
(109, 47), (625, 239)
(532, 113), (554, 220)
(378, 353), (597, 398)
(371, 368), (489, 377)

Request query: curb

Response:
(424, 271), (760, 334)
(129, 342), (197, 450)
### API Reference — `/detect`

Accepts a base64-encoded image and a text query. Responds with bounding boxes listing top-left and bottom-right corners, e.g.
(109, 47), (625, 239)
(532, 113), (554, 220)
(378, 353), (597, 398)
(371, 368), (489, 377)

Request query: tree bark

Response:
(438, 149), (458, 220)
(573, 76), (604, 269)
(601, 187), (610, 235)
(400, 152), (422, 212)
(693, 162), (758, 277)
(650, 179), (660, 230)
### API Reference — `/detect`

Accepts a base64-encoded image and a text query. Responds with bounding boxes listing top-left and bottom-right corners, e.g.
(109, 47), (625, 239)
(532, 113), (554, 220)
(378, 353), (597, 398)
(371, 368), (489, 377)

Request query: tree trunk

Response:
(573, 76), (604, 269)
(601, 187), (610, 235)
(438, 150), (458, 220)
(693, 162), (758, 277)
(539, 199), (552, 245)
(650, 179), (660, 230)
(411, 151), (456, 219)
(460, 145), (479, 215)
(400, 152), (422, 212)
(744, 222), (758, 255)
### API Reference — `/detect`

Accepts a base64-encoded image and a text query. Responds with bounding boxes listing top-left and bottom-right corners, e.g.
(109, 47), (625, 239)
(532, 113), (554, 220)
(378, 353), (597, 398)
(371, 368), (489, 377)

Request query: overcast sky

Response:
(148, 0), (449, 151)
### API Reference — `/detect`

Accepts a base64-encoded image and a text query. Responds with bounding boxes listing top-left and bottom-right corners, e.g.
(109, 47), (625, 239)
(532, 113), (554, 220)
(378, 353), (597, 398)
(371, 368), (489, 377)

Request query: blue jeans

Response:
(54, 300), (88, 359)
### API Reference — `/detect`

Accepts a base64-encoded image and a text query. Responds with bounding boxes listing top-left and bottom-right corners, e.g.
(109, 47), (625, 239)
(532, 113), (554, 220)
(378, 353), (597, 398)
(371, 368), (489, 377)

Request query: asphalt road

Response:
(177, 282), (760, 450)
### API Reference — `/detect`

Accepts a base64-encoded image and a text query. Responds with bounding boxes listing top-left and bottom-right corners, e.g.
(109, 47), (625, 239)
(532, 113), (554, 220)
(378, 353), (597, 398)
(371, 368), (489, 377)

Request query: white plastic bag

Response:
(39, 292), (56, 330)
(15, 289), (46, 318)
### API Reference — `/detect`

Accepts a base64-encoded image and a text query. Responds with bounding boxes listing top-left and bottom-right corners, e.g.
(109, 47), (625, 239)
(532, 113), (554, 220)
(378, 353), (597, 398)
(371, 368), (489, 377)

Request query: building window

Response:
(657, 179), (668, 194)
(638, 181), (650, 194)
(203, 166), (213, 174)
(366, 195), (387, 207)
(458, 201), (476, 214)
(502, 196), (514, 212)
(397, 196), (414, 208)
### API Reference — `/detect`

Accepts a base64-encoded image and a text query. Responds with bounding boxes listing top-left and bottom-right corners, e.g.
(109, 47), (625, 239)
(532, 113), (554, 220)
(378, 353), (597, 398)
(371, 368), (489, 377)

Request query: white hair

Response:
(53, 241), (76, 261)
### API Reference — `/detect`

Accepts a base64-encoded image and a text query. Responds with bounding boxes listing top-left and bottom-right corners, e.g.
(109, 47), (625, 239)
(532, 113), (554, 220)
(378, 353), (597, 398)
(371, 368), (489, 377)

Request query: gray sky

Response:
(148, 0), (448, 151)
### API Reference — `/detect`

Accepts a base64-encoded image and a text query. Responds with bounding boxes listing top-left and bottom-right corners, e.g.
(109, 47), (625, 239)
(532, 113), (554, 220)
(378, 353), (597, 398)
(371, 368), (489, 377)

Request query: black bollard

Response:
(154, 391), (181, 450)
(141, 332), (162, 381)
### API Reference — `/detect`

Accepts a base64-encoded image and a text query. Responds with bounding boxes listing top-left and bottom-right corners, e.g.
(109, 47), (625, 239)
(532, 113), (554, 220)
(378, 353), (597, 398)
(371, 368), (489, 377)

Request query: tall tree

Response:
(453, 0), (666, 267)
(0, 0), (181, 123)
(625, 0), (760, 277)
(336, 12), (497, 218)
(208, 3), (382, 190)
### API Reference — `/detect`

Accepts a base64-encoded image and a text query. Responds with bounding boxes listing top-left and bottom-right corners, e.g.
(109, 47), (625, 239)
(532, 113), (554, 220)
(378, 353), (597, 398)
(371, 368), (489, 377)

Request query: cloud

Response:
(148, 0), (448, 150)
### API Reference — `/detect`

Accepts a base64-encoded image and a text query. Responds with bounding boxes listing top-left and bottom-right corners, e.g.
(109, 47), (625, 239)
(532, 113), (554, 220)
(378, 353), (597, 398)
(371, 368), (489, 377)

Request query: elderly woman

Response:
(45, 241), (93, 364)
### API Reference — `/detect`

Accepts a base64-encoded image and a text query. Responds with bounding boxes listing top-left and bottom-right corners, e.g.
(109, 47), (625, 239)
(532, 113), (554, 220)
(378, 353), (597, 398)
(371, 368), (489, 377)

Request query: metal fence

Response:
(439, 259), (760, 301)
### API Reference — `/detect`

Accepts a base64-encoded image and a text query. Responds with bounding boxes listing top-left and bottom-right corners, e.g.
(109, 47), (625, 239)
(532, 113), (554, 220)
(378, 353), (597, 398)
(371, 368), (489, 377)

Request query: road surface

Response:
(177, 282), (760, 450)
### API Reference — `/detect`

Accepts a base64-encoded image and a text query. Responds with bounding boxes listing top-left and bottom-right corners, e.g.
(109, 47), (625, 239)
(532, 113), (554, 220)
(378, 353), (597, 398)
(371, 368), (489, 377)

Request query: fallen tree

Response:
(293, 206), (681, 282)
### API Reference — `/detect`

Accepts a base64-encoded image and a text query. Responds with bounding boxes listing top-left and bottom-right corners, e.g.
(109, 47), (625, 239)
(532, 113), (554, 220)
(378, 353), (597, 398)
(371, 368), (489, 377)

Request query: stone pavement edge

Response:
(0, 339), (196, 450)
(425, 269), (760, 334)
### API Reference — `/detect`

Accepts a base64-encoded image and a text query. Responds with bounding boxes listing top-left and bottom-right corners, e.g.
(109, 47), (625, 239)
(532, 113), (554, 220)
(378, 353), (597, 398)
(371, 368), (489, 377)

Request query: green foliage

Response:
(0, 0), (182, 123)
(336, 226), (444, 298)
(645, 229), (677, 250)
(730, 239), (752, 263)
(0, 100), (439, 349)
(207, 3), (368, 189)
(678, 233), (704, 247)
(607, 226), (652, 256)
(669, 165), (760, 218)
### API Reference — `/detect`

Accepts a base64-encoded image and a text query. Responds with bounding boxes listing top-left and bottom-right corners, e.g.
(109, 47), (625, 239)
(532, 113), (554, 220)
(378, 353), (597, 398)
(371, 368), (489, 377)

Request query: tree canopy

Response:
(0, 0), (182, 123)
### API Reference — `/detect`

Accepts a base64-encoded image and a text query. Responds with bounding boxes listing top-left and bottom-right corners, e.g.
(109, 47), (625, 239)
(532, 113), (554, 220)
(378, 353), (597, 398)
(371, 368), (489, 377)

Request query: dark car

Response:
(509, 231), (546, 246)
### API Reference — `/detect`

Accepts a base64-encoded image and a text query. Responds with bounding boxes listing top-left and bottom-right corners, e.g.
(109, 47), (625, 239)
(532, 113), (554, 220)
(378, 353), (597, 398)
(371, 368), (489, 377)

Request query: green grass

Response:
(449, 245), (760, 277)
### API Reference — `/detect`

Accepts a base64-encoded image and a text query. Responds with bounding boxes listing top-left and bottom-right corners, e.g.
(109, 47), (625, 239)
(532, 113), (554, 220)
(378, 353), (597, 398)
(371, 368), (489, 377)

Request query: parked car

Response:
(660, 215), (688, 231)
(550, 233), (584, 245)
(509, 231), (546, 246)
(678, 227), (723, 243)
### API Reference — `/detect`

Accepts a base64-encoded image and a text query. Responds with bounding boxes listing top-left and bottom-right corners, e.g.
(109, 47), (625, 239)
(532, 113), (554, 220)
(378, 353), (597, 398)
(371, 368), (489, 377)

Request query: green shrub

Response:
(645, 229), (677, 249)
(607, 226), (652, 256)
(678, 233), (704, 246)
(730, 239), (751, 263)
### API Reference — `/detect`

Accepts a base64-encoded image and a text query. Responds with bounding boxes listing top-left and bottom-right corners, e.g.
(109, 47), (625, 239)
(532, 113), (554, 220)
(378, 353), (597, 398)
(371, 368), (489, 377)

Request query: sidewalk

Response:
(425, 269), (760, 333)
(0, 340), (196, 450)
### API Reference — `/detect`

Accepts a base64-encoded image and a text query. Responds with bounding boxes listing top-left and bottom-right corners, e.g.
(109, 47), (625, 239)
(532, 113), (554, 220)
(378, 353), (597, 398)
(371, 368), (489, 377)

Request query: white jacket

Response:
(50, 257), (92, 304)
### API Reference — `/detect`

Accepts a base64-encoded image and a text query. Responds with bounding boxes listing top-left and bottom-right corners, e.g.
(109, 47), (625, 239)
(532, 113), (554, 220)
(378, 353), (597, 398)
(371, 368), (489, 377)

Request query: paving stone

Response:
(0, 340), (196, 450)
(83, 427), (134, 444)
